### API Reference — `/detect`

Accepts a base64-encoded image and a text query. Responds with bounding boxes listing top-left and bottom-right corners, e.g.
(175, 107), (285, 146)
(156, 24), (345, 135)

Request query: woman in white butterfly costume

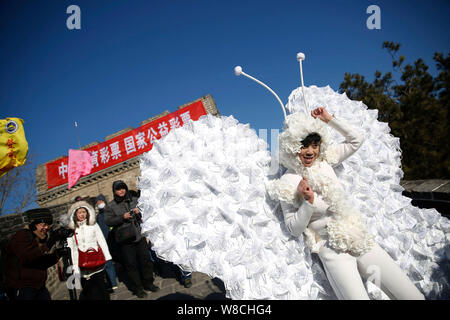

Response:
(138, 60), (449, 300)
(269, 105), (424, 300)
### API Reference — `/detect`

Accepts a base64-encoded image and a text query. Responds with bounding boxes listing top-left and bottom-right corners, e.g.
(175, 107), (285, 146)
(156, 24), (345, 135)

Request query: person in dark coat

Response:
(104, 180), (159, 298)
(95, 194), (118, 292)
(4, 208), (60, 300)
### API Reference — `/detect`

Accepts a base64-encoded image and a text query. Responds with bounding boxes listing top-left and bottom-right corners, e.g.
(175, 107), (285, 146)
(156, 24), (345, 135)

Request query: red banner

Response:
(46, 100), (207, 189)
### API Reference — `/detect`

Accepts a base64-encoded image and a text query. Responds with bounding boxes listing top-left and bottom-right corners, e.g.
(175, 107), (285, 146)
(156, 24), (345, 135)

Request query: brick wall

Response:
(0, 213), (26, 243)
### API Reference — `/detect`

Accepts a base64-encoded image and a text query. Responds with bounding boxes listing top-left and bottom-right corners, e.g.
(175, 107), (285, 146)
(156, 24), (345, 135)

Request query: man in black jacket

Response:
(104, 180), (159, 298)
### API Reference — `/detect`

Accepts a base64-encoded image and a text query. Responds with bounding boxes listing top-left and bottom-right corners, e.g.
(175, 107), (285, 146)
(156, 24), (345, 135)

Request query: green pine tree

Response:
(339, 41), (449, 179)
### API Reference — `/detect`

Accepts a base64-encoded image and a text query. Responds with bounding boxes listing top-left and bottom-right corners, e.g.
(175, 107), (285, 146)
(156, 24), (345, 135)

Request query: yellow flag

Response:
(0, 118), (29, 177)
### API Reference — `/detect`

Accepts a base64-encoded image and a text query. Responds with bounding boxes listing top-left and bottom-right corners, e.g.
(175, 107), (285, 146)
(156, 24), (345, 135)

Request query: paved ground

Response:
(52, 262), (228, 301)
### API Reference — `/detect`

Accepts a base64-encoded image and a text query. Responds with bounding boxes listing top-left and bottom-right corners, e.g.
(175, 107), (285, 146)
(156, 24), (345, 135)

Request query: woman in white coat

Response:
(268, 107), (425, 300)
(66, 201), (113, 300)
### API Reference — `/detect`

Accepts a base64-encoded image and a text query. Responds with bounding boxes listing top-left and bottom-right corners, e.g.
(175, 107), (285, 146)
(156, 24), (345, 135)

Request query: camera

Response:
(130, 209), (142, 222)
(47, 222), (78, 299)
(52, 226), (74, 241)
(50, 227), (74, 260)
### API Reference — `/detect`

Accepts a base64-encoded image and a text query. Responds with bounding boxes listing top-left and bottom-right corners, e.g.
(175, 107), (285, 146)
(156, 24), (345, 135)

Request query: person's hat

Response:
(95, 194), (107, 203)
(112, 180), (128, 191)
(26, 208), (53, 225)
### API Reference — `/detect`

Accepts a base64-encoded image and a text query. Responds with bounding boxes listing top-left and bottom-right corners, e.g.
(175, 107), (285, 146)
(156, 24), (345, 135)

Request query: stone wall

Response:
(0, 213), (27, 246)
(36, 158), (141, 208)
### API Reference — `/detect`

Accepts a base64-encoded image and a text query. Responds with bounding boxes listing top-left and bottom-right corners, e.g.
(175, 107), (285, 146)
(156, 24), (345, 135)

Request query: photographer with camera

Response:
(104, 180), (159, 298)
(4, 208), (61, 300)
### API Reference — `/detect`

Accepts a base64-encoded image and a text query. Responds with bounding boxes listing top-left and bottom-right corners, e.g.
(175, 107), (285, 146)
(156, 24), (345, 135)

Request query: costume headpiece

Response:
(278, 111), (335, 173)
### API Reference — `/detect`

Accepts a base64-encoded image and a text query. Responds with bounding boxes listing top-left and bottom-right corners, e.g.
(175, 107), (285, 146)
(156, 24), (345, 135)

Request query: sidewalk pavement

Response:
(52, 269), (228, 301)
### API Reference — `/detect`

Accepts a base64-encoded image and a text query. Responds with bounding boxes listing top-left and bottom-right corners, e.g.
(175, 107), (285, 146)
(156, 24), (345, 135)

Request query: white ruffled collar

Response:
(268, 159), (374, 256)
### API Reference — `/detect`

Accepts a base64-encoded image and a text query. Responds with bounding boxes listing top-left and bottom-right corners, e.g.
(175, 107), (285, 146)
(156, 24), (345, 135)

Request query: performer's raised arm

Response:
(311, 107), (364, 166)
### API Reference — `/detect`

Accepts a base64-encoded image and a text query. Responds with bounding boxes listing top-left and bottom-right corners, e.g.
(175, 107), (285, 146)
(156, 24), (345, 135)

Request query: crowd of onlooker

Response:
(0, 179), (192, 300)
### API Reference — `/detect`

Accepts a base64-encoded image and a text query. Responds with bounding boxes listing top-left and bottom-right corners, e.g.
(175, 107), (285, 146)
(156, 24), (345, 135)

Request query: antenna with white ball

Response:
(234, 66), (287, 121)
(296, 52), (310, 113)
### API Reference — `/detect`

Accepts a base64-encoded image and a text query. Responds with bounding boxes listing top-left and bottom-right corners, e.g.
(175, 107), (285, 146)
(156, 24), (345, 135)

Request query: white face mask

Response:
(97, 202), (106, 209)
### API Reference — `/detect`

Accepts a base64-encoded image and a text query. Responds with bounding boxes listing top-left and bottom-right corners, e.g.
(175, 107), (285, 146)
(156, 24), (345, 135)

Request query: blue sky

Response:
(1, 0), (449, 213)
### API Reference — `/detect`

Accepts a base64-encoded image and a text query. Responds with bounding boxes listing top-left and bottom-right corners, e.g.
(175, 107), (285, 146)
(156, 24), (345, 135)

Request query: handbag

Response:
(74, 231), (106, 270)
(57, 259), (66, 281)
(114, 218), (140, 244)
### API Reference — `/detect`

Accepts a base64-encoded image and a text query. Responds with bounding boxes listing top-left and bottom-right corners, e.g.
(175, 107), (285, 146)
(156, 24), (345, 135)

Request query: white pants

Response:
(318, 242), (425, 300)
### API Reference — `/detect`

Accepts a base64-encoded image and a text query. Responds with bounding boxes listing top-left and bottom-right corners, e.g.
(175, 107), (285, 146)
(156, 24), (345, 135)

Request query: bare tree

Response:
(0, 154), (37, 216)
